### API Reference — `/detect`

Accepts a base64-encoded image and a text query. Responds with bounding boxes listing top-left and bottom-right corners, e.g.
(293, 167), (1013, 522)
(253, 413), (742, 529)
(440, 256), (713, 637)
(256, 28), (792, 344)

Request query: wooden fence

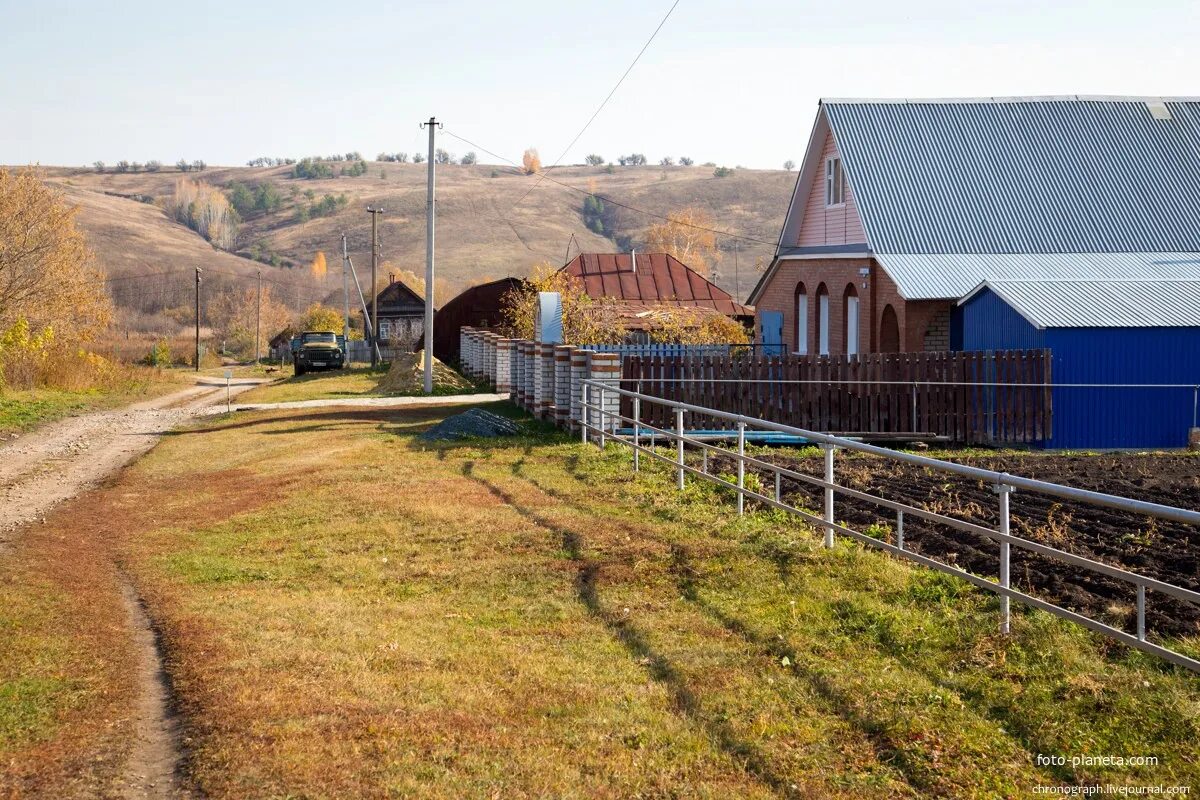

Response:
(621, 350), (1053, 445)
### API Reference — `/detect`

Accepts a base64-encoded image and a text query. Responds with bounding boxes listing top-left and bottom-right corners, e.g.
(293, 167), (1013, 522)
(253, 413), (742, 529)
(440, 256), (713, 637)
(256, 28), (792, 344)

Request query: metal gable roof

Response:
(963, 278), (1200, 329)
(561, 253), (753, 316)
(822, 97), (1200, 256)
(875, 251), (1200, 299)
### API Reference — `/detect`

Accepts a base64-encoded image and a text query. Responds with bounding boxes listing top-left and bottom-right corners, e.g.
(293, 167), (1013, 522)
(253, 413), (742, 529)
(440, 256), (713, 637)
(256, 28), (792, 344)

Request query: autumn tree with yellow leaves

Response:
(500, 263), (625, 344)
(0, 168), (111, 342)
(300, 303), (344, 333)
(521, 148), (542, 175)
(311, 251), (328, 281)
(642, 207), (723, 278)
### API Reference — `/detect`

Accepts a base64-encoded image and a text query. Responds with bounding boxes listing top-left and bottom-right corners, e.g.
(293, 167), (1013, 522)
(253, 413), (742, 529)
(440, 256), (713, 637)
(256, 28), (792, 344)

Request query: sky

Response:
(2, 0), (1198, 169)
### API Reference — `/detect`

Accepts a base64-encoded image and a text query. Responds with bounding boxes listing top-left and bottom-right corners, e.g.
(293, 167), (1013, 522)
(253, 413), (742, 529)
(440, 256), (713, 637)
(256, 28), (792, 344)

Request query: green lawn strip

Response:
(507, 441), (1200, 793)
(235, 364), (489, 404)
(0, 580), (82, 750)
(0, 530), (135, 796)
(0, 373), (185, 434)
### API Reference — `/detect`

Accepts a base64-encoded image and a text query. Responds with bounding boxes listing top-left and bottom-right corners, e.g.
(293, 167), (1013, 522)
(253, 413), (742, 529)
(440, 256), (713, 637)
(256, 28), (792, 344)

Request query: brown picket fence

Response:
(620, 350), (1052, 445)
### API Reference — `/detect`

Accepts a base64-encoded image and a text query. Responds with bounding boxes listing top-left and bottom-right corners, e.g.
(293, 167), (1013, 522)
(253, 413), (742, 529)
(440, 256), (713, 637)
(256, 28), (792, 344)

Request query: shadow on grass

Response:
(459, 459), (802, 800)
(550, 448), (1082, 789)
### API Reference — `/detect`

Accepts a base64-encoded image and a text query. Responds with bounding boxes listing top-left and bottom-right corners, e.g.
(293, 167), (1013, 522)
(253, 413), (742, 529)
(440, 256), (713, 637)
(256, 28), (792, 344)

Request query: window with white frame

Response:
(794, 286), (808, 355)
(845, 294), (860, 356)
(818, 291), (830, 355)
(825, 157), (845, 206)
(378, 320), (391, 339)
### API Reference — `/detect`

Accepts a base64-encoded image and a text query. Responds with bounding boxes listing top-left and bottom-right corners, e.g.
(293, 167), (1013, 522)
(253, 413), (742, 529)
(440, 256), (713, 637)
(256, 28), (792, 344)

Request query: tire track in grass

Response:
(118, 578), (197, 800)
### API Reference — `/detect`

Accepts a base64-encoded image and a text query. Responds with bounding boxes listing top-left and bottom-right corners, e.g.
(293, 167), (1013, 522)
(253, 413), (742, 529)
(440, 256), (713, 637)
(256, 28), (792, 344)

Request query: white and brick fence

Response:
(459, 327), (620, 432)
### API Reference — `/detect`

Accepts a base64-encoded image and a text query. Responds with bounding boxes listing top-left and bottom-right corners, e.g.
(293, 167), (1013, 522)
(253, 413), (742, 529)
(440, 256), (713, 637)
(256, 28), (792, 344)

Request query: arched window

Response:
(843, 284), (860, 356)
(816, 283), (830, 356)
(793, 283), (808, 355)
(880, 305), (899, 352)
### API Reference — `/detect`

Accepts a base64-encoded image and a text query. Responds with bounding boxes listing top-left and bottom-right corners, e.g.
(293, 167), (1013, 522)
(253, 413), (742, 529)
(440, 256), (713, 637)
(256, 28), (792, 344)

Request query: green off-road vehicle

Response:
(291, 331), (347, 376)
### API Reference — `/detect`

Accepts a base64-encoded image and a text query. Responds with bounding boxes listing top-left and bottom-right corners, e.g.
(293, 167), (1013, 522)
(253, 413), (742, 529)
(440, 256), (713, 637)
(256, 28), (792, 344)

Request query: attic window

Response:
(825, 157), (845, 206)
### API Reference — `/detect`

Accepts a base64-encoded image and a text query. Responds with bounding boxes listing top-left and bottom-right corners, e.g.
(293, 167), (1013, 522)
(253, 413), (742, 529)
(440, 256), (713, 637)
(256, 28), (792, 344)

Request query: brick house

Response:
(748, 96), (1200, 355)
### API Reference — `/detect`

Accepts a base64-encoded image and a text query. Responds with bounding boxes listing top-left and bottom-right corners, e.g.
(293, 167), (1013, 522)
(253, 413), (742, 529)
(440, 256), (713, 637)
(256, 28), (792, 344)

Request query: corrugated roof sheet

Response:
(963, 279), (1200, 328)
(561, 253), (753, 316)
(875, 252), (1200, 299)
(822, 97), (1200, 255)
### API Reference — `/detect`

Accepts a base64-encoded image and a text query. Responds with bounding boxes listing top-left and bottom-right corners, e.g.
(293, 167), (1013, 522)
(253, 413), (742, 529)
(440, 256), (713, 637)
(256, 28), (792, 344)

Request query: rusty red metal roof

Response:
(560, 253), (753, 316)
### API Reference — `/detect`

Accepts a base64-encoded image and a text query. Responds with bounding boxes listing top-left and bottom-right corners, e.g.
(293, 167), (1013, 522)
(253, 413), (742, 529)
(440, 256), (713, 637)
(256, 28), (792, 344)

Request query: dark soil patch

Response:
(725, 451), (1200, 639)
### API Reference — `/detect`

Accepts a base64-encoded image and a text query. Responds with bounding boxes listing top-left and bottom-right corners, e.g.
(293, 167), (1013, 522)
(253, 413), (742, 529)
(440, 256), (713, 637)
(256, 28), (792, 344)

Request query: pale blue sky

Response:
(2, 0), (1197, 168)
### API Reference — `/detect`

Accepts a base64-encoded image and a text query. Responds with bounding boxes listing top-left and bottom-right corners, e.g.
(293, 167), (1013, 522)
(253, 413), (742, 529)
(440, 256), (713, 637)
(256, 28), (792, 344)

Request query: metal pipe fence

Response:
(579, 380), (1200, 673)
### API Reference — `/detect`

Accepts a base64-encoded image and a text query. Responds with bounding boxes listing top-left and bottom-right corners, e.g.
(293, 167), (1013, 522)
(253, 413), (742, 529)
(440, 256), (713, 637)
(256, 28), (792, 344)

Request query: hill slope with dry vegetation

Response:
(39, 160), (794, 325)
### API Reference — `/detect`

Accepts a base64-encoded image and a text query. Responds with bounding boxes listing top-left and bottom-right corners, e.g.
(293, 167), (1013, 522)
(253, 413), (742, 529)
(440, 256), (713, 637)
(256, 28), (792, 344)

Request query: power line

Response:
(510, 0), (682, 212)
(444, 129), (779, 249)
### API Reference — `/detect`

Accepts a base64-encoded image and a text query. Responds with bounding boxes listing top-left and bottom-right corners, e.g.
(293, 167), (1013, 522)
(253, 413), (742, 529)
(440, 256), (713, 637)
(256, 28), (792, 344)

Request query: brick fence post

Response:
(531, 341), (545, 417)
(515, 341), (528, 409)
(554, 345), (573, 428)
(570, 349), (589, 430)
(459, 327), (472, 375)
(495, 339), (512, 395)
(539, 342), (556, 420)
(509, 339), (520, 403)
(484, 333), (497, 388)
(586, 352), (621, 435)
(524, 341), (536, 413)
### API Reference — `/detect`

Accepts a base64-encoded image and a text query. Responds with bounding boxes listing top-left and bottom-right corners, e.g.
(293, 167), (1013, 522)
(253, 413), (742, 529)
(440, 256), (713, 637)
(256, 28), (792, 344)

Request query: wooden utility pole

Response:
(419, 116), (442, 395)
(255, 269), (262, 365)
(194, 267), (202, 371)
(366, 206), (383, 368)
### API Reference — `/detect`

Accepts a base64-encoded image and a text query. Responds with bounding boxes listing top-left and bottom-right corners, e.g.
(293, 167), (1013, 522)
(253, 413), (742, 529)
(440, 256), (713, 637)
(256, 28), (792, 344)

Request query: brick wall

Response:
(921, 306), (952, 351)
(755, 258), (957, 354)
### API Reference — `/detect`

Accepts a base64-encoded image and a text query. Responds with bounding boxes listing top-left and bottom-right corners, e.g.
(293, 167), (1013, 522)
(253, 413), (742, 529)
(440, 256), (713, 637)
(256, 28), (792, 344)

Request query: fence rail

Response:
(623, 349), (1053, 444)
(579, 380), (1200, 674)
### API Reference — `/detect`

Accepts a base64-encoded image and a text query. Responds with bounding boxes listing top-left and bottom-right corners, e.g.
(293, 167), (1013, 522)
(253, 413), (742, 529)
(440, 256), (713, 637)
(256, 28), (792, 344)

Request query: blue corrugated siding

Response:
(1046, 328), (1200, 449)
(957, 289), (1046, 350)
(959, 288), (1200, 448)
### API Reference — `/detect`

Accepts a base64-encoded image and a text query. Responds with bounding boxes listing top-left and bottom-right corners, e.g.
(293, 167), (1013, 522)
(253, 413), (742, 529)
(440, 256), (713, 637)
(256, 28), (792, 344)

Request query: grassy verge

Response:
(3, 404), (1197, 797)
(0, 496), (137, 797)
(236, 363), (487, 404)
(0, 370), (184, 435)
(4, 402), (1195, 796)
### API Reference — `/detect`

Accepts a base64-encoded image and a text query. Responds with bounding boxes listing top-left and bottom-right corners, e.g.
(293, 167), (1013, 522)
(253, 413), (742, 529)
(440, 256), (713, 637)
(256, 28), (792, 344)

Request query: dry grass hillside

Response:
(38, 161), (795, 323)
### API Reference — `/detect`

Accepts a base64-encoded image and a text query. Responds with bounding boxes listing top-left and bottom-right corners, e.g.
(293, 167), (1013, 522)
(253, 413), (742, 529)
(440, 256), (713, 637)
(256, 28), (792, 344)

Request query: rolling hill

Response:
(38, 160), (796, 330)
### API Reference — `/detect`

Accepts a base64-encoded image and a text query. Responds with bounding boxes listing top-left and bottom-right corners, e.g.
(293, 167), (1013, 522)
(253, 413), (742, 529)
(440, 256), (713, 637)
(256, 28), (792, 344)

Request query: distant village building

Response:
(749, 96), (1200, 356)
(433, 253), (754, 361)
(433, 277), (523, 363)
(367, 274), (426, 352)
(561, 252), (753, 337)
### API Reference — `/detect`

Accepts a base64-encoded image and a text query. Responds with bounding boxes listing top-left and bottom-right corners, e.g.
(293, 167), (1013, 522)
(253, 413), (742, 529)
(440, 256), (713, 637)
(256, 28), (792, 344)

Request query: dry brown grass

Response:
(40, 162), (793, 318)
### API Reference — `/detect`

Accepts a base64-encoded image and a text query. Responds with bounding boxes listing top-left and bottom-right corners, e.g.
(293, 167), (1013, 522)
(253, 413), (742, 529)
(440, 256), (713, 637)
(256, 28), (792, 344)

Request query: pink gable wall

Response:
(796, 129), (867, 247)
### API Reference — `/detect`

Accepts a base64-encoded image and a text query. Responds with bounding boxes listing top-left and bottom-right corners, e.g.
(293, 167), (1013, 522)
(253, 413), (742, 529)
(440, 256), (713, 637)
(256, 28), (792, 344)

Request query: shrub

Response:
(713, 166), (734, 178)
(145, 339), (172, 367)
(291, 158), (335, 180)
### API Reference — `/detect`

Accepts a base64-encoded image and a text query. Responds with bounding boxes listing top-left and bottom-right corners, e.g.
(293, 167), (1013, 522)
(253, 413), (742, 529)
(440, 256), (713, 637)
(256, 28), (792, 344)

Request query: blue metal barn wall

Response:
(958, 290), (1046, 350)
(1045, 328), (1199, 449)
(958, 289), (1200, 449)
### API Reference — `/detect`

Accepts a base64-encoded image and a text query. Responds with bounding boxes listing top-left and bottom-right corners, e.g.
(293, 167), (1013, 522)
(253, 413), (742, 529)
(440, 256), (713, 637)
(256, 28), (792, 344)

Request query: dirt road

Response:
(0, 379), (264, 542)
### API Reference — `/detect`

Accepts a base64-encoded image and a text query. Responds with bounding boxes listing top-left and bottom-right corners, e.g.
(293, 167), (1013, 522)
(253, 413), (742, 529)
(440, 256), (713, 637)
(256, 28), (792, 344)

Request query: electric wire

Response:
(510, 0), (682, 211)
